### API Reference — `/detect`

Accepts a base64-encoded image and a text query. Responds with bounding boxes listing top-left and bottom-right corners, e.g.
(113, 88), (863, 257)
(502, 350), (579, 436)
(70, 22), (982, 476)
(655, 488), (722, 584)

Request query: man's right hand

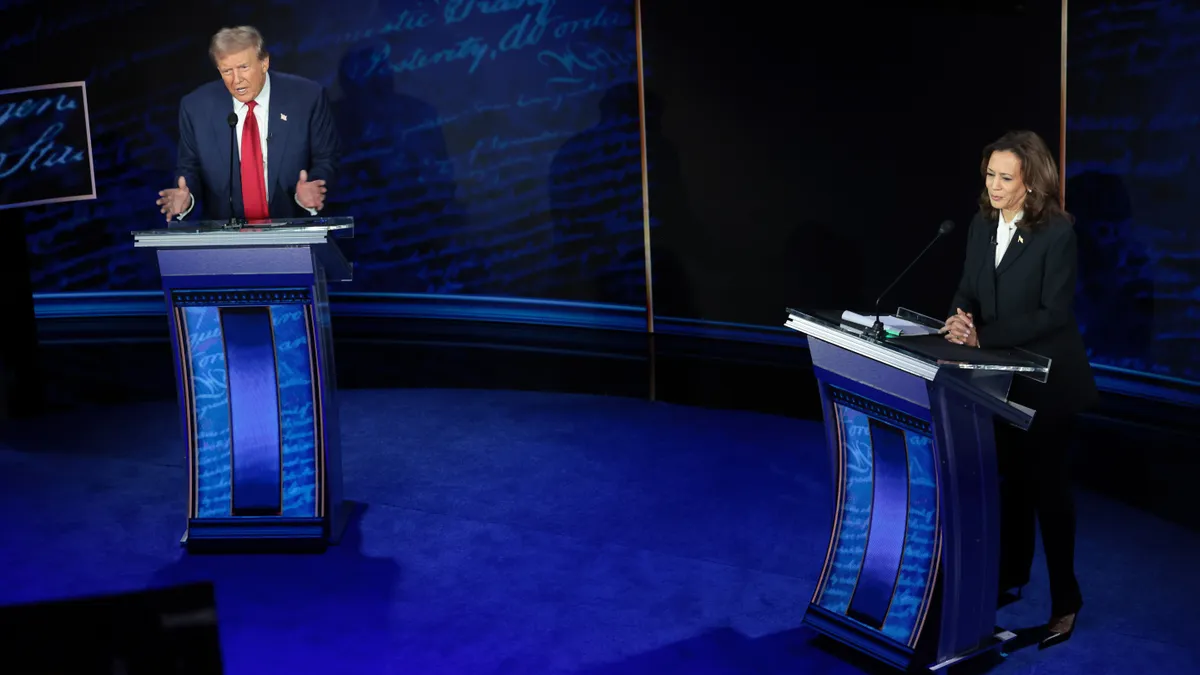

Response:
(157, 176), (191, 221)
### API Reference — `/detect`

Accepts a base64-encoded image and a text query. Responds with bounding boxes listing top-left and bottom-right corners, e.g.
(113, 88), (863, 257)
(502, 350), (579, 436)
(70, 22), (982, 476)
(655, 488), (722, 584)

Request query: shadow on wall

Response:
(549, 83), (700, 312)
(330, 40), (468, 293)
(1066, 171), (1154, 372)
(639, 83), (702, 319)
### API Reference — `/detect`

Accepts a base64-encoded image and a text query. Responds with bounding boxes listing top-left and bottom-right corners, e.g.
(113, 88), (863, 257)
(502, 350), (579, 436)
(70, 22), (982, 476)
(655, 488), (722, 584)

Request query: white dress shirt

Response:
(995, 209), (1022, 267)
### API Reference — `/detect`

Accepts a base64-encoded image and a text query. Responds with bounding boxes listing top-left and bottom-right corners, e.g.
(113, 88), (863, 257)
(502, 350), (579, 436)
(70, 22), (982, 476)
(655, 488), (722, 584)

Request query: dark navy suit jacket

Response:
(174, 71), (341, 221)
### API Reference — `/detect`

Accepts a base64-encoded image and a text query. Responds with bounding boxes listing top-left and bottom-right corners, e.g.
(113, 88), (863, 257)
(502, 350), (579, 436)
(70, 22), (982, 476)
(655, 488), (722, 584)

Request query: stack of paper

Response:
(840, 311), (939, 336)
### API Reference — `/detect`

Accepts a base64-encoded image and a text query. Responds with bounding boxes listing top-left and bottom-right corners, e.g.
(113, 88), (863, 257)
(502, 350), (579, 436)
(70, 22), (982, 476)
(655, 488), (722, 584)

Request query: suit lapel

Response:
(210, 94), (244, 219)
(978, 222), (998, 320)
(268, 75), (292, 204)
(995, 227), (1033, 277)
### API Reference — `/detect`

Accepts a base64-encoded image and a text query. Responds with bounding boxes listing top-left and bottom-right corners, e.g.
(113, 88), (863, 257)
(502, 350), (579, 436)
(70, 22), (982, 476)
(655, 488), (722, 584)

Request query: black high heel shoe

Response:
(1039, 610), (1079, 649)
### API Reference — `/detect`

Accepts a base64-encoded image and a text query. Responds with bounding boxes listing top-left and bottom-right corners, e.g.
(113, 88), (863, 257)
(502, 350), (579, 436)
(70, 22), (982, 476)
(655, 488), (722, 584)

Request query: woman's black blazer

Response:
(949, 211), (1099, 419)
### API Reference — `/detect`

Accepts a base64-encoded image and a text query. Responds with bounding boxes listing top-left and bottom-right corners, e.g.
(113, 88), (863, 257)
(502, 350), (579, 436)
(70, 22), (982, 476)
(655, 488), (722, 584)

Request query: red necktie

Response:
(240, 101), (269, 220)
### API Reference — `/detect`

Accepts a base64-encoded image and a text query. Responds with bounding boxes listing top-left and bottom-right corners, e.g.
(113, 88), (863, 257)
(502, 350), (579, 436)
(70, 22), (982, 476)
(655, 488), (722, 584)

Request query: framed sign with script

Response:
(0, 81), (97, 211)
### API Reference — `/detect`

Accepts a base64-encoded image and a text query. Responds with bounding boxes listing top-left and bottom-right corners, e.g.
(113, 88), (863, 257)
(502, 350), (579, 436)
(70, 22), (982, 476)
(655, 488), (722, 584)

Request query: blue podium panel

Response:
(176, 292), (321, 522)
(133, 220), (354, 552)
(807, 380), (941, 668)
(169, 286), (342, 551)
(787, 309), (1044, 673)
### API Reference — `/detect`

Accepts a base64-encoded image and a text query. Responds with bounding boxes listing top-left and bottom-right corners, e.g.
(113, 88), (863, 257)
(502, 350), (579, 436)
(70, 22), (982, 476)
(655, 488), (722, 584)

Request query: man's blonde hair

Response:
(210, 26), (268, 63)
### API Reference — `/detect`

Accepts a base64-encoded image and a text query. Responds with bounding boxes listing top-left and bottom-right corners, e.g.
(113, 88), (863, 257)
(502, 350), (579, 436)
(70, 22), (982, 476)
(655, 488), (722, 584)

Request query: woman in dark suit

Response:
(943, 130), (1097, 649)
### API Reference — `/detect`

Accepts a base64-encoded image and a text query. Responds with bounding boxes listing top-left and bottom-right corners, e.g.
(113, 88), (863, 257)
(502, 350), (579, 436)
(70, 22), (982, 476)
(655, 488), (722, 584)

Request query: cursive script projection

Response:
(880, 431), (937, 644)
(1067, 0), (1200, 383)
(538, 44), (635, 85)
(184, 306), (234, 519)
(270, 305), (319, 517)
(817, 405), (874, 616)
(0, 83), (95, 210)
(0, 1), (149, 55)
(16, 0), (643, 309)
(316, 0), (642, 302)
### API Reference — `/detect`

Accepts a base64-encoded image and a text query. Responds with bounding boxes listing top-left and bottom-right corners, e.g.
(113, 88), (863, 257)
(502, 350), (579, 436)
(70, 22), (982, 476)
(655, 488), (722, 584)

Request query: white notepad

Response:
(840, 311), (940, 336)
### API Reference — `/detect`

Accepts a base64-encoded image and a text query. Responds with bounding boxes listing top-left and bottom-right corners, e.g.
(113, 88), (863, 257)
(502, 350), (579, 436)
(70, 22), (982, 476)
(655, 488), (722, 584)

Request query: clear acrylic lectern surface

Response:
(785, 307), (1050, 382)
(132, 217), (355, 282)
(132, 216), (353, 243)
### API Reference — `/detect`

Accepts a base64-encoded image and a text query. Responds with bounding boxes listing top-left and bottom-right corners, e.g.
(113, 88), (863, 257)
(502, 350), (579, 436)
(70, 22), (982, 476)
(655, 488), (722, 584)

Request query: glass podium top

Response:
(131, 217), (354, 280)
(132, 217), (354, 250)
(133, 216), (354, 237)
(785, 306), (1050, 383)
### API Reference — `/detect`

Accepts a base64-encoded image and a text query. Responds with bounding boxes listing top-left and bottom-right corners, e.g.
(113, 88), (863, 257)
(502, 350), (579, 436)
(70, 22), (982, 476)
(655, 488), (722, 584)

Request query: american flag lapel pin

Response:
(280, 113), (287, 121)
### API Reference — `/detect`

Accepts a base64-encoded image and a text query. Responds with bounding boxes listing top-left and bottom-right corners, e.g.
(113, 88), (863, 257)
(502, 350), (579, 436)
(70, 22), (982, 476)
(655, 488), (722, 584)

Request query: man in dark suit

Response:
(156, 26), (340, 222)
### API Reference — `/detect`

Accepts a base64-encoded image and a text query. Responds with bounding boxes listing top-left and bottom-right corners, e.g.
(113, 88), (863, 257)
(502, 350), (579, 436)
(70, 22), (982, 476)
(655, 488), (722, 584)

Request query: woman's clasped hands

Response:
(941, 307), (979, 347)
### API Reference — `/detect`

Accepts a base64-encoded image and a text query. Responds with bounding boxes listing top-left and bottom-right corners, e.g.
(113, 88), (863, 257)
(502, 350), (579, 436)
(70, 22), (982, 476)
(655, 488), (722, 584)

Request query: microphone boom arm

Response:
(863, 220), (954, 341)
(225, 112), (242, 229)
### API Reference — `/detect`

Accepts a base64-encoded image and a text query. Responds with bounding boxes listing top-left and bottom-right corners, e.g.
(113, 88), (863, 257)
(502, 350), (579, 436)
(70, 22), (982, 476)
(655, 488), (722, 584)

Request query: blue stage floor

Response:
(0, 388), (1196, 674)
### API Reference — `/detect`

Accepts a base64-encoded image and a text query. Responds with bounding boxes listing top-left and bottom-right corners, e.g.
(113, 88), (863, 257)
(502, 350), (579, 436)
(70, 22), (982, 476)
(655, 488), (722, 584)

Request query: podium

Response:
(784, 308), (1050, 672)
(132, 218), (354, 552)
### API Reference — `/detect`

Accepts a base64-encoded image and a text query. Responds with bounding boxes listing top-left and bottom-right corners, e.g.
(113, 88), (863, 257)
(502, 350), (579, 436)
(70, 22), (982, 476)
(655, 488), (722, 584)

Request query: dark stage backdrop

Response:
(2, 0), (648, 317)
(7, 1), (1191, 388)
(1066, 0), (1200, 385)
(637, 2), (1063, 331)
(4, 1), (1065, 343)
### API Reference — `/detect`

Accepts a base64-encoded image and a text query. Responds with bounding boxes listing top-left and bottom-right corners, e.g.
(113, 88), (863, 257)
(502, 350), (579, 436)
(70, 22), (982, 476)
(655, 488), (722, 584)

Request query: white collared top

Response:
(995, 209), (1022, 267)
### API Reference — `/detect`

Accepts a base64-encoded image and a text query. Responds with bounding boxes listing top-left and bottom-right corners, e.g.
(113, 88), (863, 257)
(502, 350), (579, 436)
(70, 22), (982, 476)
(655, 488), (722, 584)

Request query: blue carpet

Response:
(0, 389), (1195, 673)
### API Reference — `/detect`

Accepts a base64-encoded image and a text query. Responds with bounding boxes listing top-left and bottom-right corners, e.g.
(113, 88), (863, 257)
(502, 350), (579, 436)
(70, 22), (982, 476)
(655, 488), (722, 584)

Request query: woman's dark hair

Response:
(978, 130), (1072, 231)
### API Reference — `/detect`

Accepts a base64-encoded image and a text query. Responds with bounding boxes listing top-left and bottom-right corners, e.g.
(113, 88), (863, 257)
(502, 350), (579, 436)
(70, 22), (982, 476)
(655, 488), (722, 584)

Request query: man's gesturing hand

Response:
(296, 170), (327, 211)
(157, 176), (191, 222)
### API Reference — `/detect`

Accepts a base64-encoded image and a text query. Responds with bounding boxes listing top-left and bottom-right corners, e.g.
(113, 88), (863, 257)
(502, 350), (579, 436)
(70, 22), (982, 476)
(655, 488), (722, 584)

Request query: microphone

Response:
(862, 219), (956, 341)
(226, 112), (240, 228)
